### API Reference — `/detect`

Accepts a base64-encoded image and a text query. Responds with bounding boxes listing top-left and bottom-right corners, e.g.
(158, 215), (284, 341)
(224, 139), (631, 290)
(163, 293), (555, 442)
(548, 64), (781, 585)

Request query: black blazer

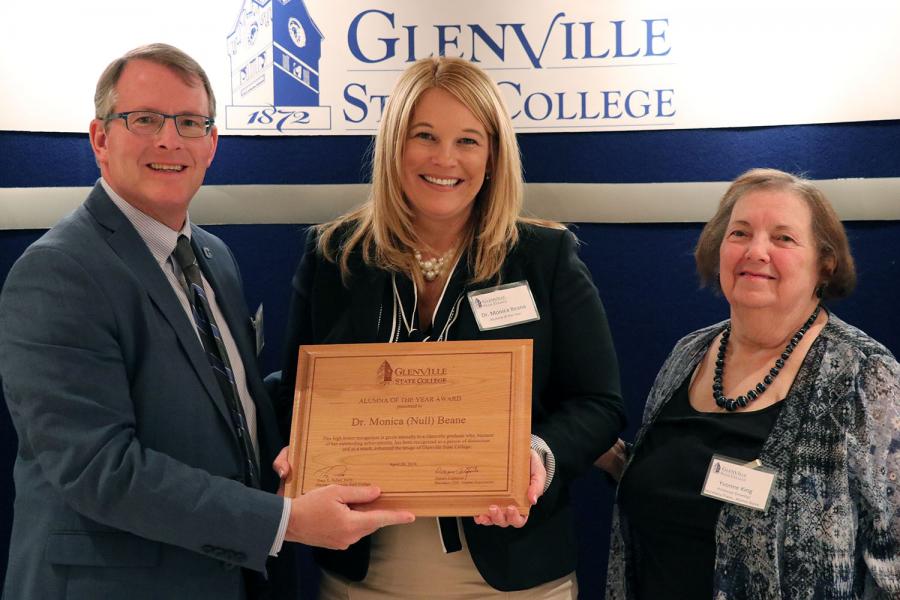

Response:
(278, 222), (624, 591)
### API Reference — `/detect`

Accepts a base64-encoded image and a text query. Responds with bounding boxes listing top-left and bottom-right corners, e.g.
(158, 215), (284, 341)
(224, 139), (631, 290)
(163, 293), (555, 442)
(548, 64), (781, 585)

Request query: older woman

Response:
(277, 57), (624, 598)
(602, 168), (900, 599)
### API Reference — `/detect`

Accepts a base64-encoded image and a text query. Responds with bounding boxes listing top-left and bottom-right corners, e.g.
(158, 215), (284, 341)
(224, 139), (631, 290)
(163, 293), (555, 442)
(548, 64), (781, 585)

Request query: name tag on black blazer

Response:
(467, 281), (540, 331)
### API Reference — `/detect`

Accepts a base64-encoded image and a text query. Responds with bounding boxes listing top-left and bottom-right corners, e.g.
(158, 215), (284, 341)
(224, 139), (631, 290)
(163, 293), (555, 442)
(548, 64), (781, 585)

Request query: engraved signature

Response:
(314, 464), (349, 482)
(434, 465), (479, 479)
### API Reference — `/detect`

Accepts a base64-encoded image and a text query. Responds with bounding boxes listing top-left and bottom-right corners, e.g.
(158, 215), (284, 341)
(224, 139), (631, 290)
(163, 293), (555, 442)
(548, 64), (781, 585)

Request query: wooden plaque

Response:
(285, 339), (532, 516)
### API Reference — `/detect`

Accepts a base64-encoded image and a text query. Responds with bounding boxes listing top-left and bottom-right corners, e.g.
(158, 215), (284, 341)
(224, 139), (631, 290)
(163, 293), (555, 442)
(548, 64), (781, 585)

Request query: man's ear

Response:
(206, 125), (218, 167)
(89, 119), (109, 169)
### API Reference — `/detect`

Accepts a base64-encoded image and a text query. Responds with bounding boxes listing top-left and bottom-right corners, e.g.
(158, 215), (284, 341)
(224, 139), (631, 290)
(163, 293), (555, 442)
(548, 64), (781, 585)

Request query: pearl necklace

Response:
(713, 304), (821, 412)
(413, 247), (455, 282)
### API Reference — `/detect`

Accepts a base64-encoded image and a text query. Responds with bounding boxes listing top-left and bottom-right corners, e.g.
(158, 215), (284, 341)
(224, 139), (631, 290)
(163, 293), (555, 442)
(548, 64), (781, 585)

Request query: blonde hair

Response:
(695, 168), (856, 299)
(318, 56), (561, 286)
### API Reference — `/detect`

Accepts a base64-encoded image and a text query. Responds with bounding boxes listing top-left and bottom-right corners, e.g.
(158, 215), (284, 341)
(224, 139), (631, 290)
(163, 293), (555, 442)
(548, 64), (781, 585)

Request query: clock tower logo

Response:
(226, 0), (332, 133)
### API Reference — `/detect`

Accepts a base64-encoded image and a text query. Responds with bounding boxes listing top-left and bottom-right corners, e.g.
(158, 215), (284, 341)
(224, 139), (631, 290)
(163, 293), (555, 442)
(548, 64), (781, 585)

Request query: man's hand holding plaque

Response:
(273, 448), (415, 548)
(284, 339), (533, 517)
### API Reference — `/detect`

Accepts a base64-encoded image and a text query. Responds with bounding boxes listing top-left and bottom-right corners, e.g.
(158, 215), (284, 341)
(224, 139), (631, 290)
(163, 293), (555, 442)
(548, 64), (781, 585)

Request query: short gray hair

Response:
(695, 168), (856, 300)
(94, 43), (216, 120)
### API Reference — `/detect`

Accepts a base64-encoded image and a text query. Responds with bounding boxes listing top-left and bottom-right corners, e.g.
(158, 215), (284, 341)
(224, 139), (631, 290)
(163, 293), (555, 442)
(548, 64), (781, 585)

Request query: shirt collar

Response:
(100, 177), (192, 266)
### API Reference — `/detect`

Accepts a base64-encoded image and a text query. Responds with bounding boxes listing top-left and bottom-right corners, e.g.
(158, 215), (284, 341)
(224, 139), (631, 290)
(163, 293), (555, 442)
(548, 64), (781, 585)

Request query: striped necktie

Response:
(172, 235), (260, 488)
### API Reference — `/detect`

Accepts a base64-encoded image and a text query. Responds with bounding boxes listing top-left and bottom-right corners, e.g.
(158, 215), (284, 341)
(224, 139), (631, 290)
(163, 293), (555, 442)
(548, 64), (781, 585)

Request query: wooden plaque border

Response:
(285, 339), (532, 516)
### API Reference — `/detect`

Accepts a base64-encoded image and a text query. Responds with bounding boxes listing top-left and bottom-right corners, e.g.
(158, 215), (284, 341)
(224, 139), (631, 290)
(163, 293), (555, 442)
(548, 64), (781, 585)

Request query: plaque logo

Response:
(375, 361), (450, 386)
(377, 360), (394, 384)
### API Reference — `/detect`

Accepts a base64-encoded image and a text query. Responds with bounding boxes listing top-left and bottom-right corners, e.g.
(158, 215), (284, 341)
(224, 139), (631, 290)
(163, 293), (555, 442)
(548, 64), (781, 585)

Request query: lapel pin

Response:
(203, 247), (213, 259)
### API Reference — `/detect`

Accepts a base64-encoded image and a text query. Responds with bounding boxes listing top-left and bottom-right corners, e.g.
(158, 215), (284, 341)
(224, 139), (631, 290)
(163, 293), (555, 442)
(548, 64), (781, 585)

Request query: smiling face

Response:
(719, 189), (821, 313)
(400, 87), (490, 234)
(89, 59), (217, 230)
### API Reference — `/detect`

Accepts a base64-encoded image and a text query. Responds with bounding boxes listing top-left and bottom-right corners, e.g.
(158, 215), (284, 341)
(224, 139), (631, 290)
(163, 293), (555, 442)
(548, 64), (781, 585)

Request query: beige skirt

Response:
(318, 518), (577, 600)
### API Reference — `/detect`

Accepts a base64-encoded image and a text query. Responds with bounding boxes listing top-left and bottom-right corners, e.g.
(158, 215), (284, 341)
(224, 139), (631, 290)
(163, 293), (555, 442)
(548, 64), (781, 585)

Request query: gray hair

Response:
(695, 168), (856, 300)
(94, 43), (216, 120)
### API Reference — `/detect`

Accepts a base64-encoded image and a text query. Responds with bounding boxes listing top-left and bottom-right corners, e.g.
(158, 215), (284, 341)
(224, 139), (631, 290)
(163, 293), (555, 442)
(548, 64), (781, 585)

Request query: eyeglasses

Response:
(105, 110), (215, 138)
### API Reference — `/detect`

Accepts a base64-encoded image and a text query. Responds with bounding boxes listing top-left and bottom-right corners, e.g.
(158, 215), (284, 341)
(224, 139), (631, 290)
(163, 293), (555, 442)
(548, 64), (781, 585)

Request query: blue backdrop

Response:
(2, 121), (899, 596)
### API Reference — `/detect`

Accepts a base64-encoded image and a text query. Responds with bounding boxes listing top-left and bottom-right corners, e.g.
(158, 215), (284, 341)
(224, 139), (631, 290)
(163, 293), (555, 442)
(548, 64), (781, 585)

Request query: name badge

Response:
(253, 303), (265, 356)
(467, 281), (540, 331)
(701, 454), (776, 512)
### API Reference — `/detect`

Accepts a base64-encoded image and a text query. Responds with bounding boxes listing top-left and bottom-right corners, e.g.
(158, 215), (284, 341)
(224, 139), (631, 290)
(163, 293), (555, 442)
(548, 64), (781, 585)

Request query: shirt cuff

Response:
(530, 434), (556, 493)
(269, 497), (291, 556)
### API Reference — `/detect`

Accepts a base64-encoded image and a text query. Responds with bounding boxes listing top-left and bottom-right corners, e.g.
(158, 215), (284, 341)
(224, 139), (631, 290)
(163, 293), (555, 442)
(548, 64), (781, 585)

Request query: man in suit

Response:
(0, 43), (412, 600)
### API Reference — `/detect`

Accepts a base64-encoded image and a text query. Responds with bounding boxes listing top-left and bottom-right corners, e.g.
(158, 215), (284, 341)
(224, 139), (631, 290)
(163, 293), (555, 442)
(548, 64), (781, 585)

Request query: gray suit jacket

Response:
(0, 184), (285, 600)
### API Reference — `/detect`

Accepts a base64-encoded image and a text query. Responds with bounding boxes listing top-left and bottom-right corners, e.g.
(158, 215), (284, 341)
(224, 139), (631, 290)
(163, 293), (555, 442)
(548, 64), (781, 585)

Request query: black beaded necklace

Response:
(713, 304), (821, 412)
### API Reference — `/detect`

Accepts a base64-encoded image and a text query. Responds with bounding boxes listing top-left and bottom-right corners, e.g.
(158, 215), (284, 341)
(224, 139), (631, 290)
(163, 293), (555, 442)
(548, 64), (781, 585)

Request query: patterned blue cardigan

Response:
(605, 314), (900, 599)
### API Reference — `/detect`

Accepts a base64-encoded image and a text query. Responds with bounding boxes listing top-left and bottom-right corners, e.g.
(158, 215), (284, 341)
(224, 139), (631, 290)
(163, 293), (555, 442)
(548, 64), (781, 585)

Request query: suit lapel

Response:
(190, 227), (283, 487)
(189, 229), (262, 391)
(83, 185), (235, 431)
(190, 230), (247, 361)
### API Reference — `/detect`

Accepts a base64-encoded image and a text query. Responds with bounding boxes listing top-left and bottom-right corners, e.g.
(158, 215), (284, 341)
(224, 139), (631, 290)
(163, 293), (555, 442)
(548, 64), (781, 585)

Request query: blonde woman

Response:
(277, 57), (624, 598)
